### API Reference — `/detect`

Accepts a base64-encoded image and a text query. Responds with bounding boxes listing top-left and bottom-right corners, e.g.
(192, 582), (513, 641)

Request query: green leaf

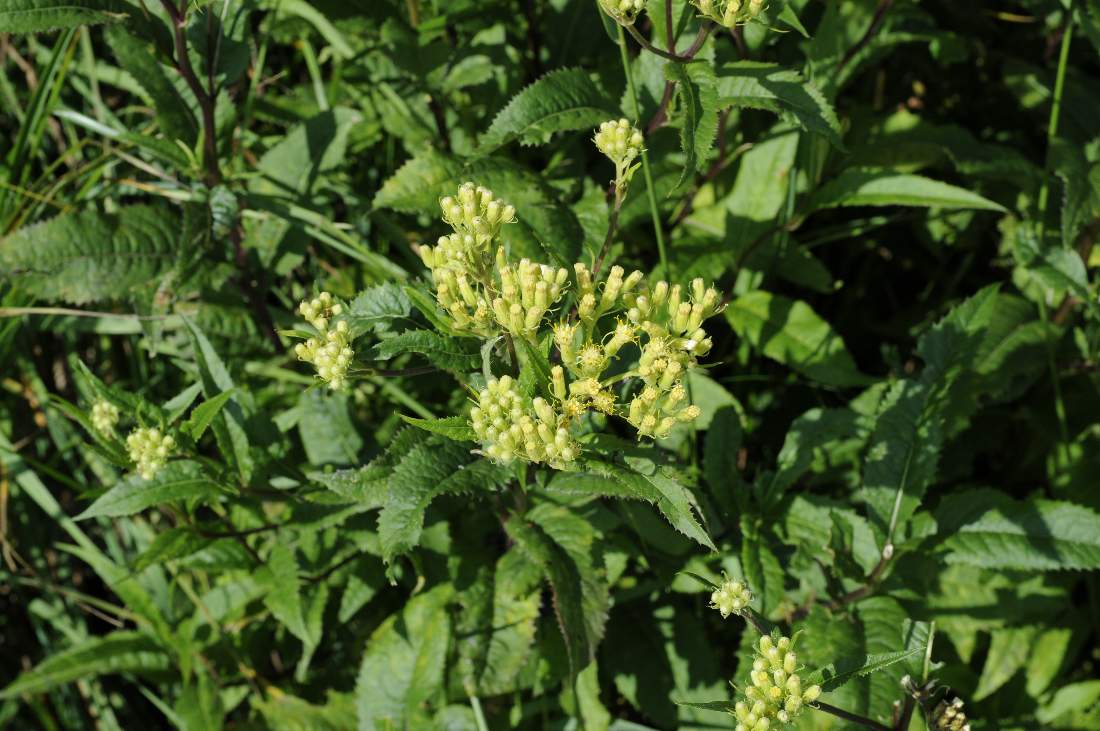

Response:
(974, 626), (1037, 700)
(399, 414), (477, 442)
(935, 490), (1100, 571)
(714, 62), (842, 147)
(725, 291), (870, 387)
(665, 60), (720, 189)
(183, 389), (235, 440)
(806, 170), (1006, 212)
(259, 544), (308, 642)
(0, 631), (169, 698)
(373, 329), (482, 372)
(77, 460), (225, 519)
(0, 0), (128, 34)
(182, 319), (254, 484)
(251, 108), (361, 198)
(769, 408), (862, 494)
(0, 205), (180, 304)
(505, 514), (602, 674)
(480, 68), (616, 151)
(132, 527), (209, 572)
(740, 523), (784, 616)
(105, 23), (198, 144)
(806, 648), (923, 692)
(297, 390), (363, 467)
(356, 585), (453, 730)
(377, 439), (483, 562)
(345, 282), (412, 335)
(574, 460), (716, 551)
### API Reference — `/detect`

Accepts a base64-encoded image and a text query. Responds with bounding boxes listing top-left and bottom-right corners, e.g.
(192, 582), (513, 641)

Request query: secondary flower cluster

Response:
(691, 0), (766, 27)
(710, 578), (753, 618)
(294, 292), (353, 390)
(470, 376), (579, 469)
(126, 427), (175, 480)
(91, 399), (120, 436)
(598, 0), (647, 25)
(734, 635), (821, 731)
(932, 698), (971, 731)
(595, 119), (645, 192)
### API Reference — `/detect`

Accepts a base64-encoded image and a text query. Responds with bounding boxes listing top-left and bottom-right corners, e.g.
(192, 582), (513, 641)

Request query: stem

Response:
(592, 183), (622, 276)
(814, 702), (892, 731)
(837, 0), (894, 73)
(625, 24), (691, 61)
(469, 696), (489, 731)
(644, 24), (713, 133)
(617, 26), (669, 279)
(1037, 9), (1075, 239)
(159, 0), (220, 186)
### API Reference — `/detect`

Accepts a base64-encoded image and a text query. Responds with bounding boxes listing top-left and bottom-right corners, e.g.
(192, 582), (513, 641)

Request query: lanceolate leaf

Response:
(77, 460), (225, 519)
(372, 329), (483, 372)
(0, 631), (170, 698)
(806, 170), (1006, 212)
(0, 0), (129, 34)
(806, 648), (924, 692)
(399, 414), (477, 442)
(0, 205), (180, 304)
(725, 291), (870, 387)
(935, 490), (1100, 571)
(714, 62), (842, 147)
(480, 68), (616, 151)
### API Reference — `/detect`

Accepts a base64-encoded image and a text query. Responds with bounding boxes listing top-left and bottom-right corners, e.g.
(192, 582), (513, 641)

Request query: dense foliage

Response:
(2, 1), (1100, 729)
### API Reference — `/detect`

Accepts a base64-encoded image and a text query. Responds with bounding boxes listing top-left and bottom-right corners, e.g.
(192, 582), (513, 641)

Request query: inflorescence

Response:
(735, 635), (822, 731)
(413, 123), (726, 469)
(691, 0), (766, 27)
(295, 292), (353, 390)
(126, 427), (175, 480)
(91, 399), (120, 436)
(710, 577), (753, 618)
(598, 0), (647, 25)
(932, 697), (971, 731)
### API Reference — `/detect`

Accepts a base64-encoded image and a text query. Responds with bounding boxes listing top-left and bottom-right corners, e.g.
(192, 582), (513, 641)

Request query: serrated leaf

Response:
(373, 329), (482, 372)
(769, 407), (862, 494)
(807, 648), (923, 692)
(0, 0), (128, 34)
(935, 490), (1100, 571)
(666, 60), (720, 189)
(807, 170), (1005, 212)
(131, 527), (209, 572)
(0, 205), (180, 304)
(480, 68), (616, 151)
(356, 585), (452, 730)
(725, 291), (870, 387)
(345, 282), (412, 335)
(740, 524), (784, 616)
(505, 514), (601, 674)
(251, 108), (360, 197)
(0, 631), (169, 698)
(77, 460), (225, 519)
(259, 544), (308, 642)
(297, 390), (363, 466)
(714, 62), (842, 146)
(399, 414), (477, 442)
(573, 461), (716, 550)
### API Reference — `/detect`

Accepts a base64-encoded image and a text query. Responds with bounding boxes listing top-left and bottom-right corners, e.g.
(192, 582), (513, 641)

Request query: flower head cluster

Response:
(595, 119), (645, 192)
(692, 0), (765, 27)
(471, 376), (579, 469)
(126, 427), (175, 480)
(932, 698), (971, 731)
(294, 292), (353, 389)
(598, 0), (647, 25)
(91, 399), (120, 436)
(493, 252), (570, 343)
(733, 635), (821, 731)
(710, 577), (753, 618)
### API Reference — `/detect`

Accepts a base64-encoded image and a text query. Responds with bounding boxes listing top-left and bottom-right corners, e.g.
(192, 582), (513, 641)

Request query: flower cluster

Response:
(91, 399), (120, 436)
(710, 578), (753, 618)
(598, 0), (647, 25)
(691, 0), (766, 27)
(733, 635), (821, 731)
(126, 427), (175, 480)
(294, 292), (353, 390)
(594, 119), (645, 192)
(470, 376), (579, 469)
(493, 253), (570, 343)
(932, 698), (971, 731)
